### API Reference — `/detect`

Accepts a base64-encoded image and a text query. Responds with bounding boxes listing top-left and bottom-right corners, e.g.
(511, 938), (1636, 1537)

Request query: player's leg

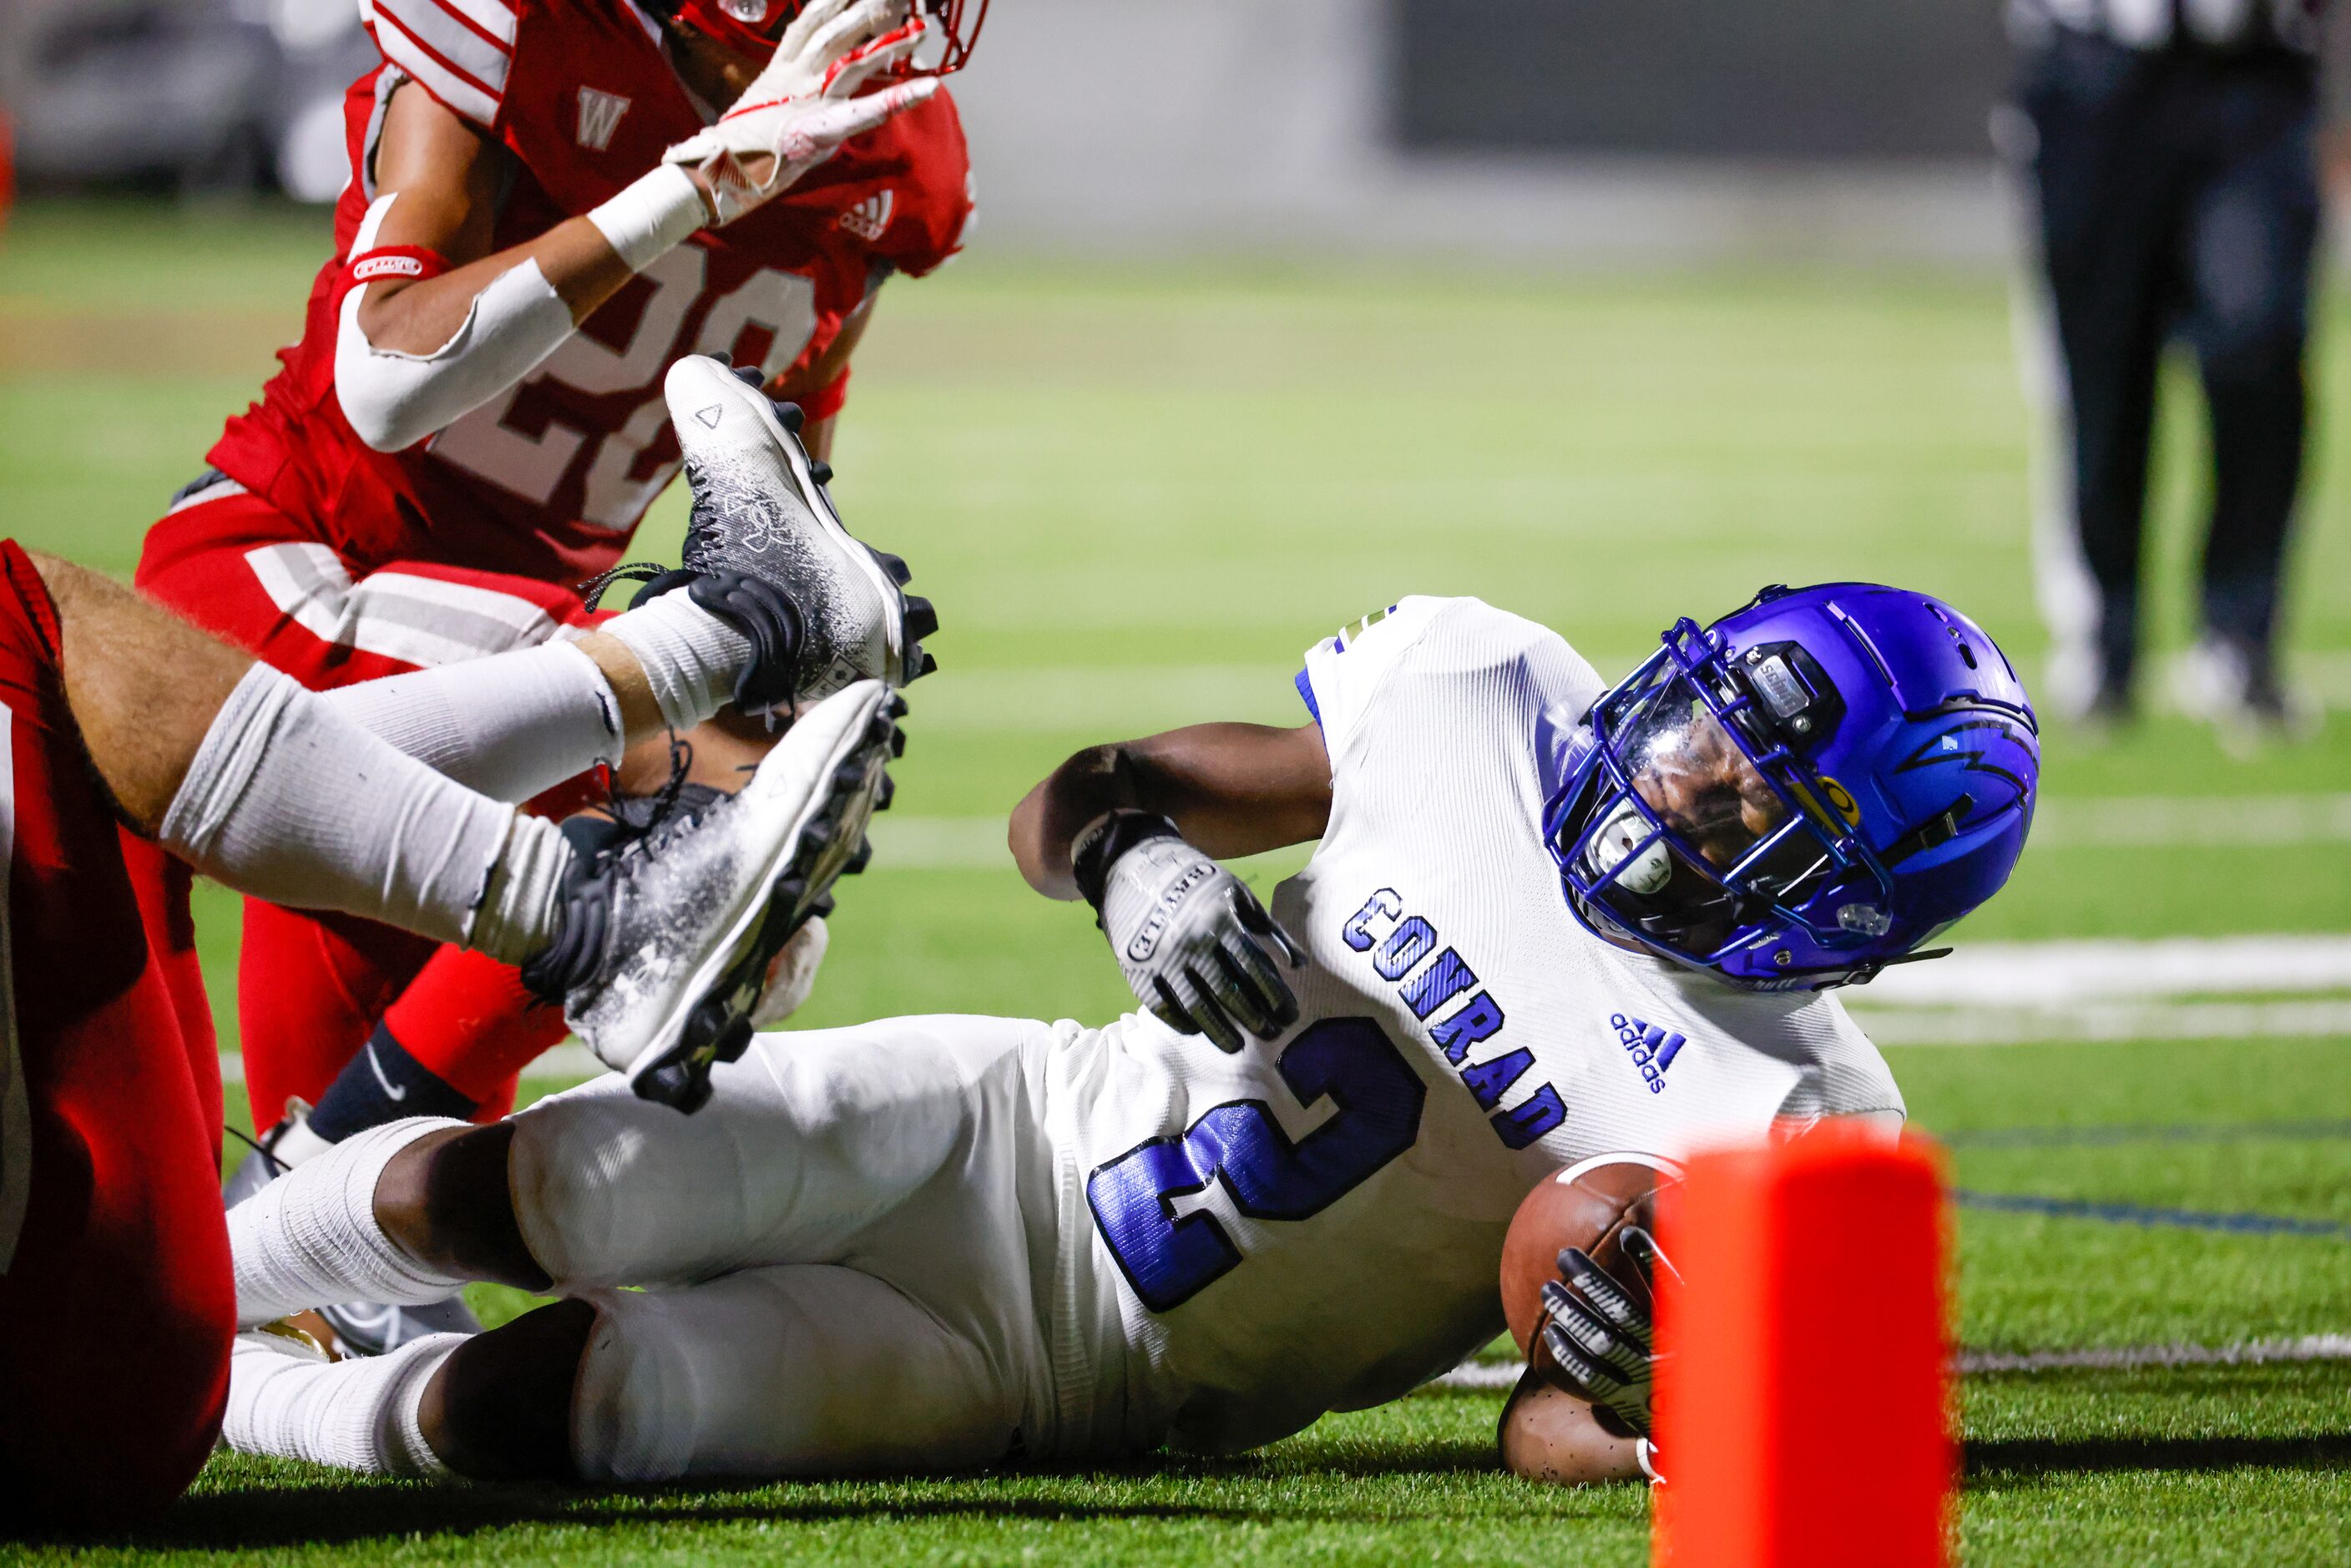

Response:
(36, 542), (879, 1064)
(0, 543), (234, 1523)
(225, 1013), (1053, 1336)
(117, 830), (225, 1154)
(2179, 64), (2320, 727)
(137, 492), (621, 1129)
(228, 1017), (1049, 1482)
(231, 1259), (1024, 1483)
(2015, 41), (2178, 717)
(300, 715), (785, 1146)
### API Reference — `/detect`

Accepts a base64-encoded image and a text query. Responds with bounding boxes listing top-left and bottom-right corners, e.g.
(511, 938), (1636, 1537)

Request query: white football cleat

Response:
(2171, 634), (2318, 751)
(526, 680), (901, 1113)
(661, 353), (937, 701)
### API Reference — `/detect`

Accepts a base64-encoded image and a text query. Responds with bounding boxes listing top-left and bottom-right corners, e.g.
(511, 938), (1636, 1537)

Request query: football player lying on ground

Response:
(128, 0), (965, 1352)
(223, 453), (2039, 1484)
(0, 526), (901, 1523)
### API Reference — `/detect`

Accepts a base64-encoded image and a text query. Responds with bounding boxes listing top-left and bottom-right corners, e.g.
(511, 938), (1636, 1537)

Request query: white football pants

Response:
(506, 1014), (1112, 1482)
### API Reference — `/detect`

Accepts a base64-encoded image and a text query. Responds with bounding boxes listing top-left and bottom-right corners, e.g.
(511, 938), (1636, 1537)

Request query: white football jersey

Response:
(1053, 596), (1904, 1454)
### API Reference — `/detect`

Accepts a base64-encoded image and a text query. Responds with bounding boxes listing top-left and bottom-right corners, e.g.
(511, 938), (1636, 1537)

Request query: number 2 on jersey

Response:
(1087, 1018), (1426, 1313)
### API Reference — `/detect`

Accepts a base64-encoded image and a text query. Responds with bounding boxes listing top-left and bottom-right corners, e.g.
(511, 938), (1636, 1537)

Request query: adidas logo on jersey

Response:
(1612, 1013), (1685, 1094)
(838, 190), (895, 241)
(576, 89), (631, 153)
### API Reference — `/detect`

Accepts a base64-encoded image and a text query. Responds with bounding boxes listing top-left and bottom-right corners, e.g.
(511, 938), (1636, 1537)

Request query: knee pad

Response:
(507, 1090), (749, 1288)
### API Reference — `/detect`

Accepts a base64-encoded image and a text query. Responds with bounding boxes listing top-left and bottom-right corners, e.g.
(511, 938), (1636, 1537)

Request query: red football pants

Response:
(134, 485), (599, 1129)
(0, 542), (234, 1522)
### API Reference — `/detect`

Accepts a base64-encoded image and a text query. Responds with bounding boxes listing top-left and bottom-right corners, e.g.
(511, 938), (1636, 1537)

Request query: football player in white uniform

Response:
(220, 389), (2040, 1484)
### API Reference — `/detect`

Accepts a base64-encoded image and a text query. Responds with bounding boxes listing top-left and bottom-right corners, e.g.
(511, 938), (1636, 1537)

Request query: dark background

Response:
(1392, 0), (2014, 159)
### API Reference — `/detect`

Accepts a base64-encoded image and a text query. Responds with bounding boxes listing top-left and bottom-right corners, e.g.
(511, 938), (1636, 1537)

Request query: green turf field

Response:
(3, 200), (2348, 1564)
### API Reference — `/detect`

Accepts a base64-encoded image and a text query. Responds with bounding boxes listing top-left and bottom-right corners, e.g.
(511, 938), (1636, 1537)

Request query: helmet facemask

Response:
(1547, 620), (1893, 984)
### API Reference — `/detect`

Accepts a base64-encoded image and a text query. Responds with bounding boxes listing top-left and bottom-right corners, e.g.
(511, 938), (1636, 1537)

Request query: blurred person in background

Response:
(2005, 0), (2328, 741)
(124, 0), (972, 1354)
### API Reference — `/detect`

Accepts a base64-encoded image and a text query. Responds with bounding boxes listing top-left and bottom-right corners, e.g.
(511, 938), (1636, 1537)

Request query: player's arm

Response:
(1505, 1236), (1667, 1484)
(1010, 721), (1331, 1051)
(346, 83), (648, 359)
(1011, 721), (1332, 898)
(336, 0), (934, 452)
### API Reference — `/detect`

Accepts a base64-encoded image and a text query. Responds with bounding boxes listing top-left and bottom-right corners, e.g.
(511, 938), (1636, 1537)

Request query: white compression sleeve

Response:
(225, 1330), (458, 1477)
(586, 164), (708, 272)
(599, 591), (756, 733)
(227, 1116), (473, 1328)
(334, 193), (575, 453)
(321, 638), (624, 803)
(160, 665), (564, 954)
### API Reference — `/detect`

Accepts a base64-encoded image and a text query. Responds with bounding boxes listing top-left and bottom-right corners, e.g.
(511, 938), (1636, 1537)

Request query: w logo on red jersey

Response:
(838, 190), (895, 241)
(576, 88), (631, 153)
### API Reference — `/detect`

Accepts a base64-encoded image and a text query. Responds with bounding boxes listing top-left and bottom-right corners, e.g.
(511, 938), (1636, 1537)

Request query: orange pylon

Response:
(1653, 1122), (1954, 1567)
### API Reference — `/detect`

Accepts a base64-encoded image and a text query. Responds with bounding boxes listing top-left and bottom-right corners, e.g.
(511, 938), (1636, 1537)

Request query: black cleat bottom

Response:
(903, 594), (938, 644)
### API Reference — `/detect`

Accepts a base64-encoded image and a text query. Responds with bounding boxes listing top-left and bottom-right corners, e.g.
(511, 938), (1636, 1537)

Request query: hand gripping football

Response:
(1499, 1155), (1671, 1358)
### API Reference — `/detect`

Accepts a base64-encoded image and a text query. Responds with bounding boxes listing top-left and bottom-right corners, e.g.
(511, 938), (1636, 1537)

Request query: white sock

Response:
(468, 814), (572, 966)
(162, 666), (569, 953)
(322, 638), (624, 803)
(600, 591), (753, 733)
(229, 1116), (471, 1329)
(224, 1329), (458, 1477)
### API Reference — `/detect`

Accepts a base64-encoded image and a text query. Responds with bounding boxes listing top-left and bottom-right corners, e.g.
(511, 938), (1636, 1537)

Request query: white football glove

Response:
(1537, 1227), (1673, 1442)
(1074, 811), (1305, 1054)
(663, 0), (937, 226)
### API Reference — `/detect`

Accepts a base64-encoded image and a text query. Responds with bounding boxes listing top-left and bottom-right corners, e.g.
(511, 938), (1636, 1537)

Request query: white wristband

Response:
(587, 164), (710, 274)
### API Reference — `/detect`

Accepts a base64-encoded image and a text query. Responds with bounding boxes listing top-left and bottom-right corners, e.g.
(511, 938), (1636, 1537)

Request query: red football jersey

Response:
(207, 0), (971, 584)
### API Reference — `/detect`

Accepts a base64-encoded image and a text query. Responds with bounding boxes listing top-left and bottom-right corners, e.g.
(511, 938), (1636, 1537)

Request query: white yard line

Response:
(1863, 933), (2351, 1008)
(1851, 1000), (2351, 1047)
(2030, 793), (2351, 848)
(1427, 1333), (2351, 1391)
(1854, 933), (2351, 1045)
(1958, 1334), (2351, 1373)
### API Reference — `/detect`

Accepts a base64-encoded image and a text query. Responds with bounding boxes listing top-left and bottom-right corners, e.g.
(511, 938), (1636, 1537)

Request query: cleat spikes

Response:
(886, 693), (909, 719)
(771, 400), (806, 433)
(876, 774), (896, 812)
(714, 1015), (755, 1064)
(902, 595), (939, 644)
(846, 838), (873, 874)
(808, 460), (833, 487)
(917, 650), (939, 679)
(870, 549), (912, 586)
(809, 892), (837, 918)
(889, 726), (907, 759)
(729, 364), (763, 387)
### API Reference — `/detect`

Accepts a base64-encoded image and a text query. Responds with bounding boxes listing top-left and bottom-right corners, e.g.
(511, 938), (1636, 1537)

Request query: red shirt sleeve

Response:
(365, 0), (517, 129)
(872, 89), (973, 280)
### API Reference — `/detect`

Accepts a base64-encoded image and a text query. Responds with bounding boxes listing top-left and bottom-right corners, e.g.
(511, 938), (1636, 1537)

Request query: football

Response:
(1499, 1156), (1670, 1357)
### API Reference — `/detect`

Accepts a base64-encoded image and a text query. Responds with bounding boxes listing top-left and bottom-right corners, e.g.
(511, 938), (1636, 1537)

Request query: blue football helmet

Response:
(1543, 583), (2039, 990)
